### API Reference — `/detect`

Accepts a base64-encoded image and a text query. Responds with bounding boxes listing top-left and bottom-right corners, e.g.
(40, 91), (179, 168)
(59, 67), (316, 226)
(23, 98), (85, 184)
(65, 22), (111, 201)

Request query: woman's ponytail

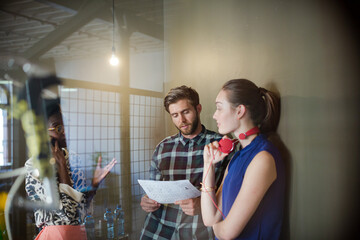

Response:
(259, 87), (280, 133)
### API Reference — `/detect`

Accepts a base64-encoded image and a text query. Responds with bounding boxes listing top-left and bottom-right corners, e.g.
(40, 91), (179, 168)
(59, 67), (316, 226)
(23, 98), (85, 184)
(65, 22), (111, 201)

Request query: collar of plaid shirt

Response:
(178, 124), (207, 146)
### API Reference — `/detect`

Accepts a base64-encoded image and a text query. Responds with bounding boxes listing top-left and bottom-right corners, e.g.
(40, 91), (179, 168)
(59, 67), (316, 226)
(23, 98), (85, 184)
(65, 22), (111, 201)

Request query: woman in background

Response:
(201, 79), (285, 239)
(25, 100), (116, 240)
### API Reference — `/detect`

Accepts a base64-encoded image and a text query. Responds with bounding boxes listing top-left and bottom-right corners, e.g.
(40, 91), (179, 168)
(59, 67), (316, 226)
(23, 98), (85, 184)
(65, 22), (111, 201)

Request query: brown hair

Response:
(164, 85), (200, 113)
(222, 79), (280, 133)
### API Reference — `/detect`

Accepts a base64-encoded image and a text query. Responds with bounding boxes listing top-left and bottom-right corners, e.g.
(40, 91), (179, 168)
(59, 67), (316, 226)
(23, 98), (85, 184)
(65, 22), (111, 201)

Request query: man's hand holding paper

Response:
(140, 194), (161, 213)
(174, 197), (201, 216)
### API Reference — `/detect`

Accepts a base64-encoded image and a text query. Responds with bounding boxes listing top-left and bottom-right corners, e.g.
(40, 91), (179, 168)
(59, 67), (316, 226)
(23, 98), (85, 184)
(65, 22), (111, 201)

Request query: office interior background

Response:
(0, 0), (359, 239)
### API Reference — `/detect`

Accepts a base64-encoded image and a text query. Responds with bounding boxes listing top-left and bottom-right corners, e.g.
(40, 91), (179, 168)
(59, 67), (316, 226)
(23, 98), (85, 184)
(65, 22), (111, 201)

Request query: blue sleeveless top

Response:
(221, 134), (285, 240)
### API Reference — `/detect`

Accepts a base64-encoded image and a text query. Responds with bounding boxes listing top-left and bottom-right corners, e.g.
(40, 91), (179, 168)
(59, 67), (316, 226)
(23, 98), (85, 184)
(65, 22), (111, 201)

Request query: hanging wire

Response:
(112, 0), (115, 53)
(109, 0), (119, 65)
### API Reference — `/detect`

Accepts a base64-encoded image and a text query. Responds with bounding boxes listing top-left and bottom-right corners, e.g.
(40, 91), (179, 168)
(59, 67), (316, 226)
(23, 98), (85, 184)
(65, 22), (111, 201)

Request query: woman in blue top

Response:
(201, 79), (285, 240)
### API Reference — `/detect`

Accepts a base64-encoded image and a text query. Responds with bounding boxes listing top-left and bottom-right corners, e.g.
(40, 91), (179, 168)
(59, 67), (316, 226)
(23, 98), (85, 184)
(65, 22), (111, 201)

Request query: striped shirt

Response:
(140, 125), (228, 240)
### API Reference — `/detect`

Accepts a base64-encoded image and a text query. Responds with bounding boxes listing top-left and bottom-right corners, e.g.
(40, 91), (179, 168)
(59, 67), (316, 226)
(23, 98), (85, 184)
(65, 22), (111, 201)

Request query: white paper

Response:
(138, 179), (201, 204)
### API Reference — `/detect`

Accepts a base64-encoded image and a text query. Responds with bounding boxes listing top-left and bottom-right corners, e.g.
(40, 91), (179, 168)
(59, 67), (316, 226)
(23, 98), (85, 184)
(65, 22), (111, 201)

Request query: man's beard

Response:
(176, 114), (200, 136)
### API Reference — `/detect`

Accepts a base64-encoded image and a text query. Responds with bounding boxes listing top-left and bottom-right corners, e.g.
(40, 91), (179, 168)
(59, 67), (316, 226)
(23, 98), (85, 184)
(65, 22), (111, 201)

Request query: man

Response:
(140, 86), (230, 239)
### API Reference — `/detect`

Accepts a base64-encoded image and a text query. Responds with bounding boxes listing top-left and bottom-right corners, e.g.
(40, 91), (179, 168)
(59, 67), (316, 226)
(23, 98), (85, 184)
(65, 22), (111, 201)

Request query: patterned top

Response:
(25, 151), (91, 228)
(140, 125), (228, 240)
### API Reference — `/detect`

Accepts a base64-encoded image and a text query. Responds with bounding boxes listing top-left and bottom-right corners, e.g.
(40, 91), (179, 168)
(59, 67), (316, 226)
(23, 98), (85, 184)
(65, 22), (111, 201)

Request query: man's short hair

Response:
(164, 85), (200, 113)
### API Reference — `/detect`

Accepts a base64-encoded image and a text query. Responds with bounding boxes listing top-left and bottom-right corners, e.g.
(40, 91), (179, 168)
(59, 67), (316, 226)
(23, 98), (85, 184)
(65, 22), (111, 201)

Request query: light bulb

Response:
(109, 53), (119, 66)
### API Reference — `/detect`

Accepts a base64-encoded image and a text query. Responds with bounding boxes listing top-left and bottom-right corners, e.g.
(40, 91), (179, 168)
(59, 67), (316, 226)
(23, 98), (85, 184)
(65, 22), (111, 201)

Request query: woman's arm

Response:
(52, 140), (72, 186)
(201, 142), (228, 226)
(213, 151), (277, 240)
(201, 161), (226, 226)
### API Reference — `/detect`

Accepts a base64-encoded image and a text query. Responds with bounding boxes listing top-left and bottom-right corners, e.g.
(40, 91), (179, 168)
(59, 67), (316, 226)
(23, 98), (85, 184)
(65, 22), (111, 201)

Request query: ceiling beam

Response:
(34, 0), (93, 13)
(33, 0), (80, 14)
(23, 0), (109, 60)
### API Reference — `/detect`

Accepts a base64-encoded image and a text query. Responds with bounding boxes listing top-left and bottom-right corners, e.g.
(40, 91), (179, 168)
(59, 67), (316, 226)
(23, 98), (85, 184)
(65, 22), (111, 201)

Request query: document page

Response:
(138, 179), (201, 204)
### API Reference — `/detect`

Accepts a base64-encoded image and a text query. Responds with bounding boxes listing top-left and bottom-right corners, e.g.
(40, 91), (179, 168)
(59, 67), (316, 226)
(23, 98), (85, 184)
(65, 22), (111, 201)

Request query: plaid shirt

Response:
(140, 125), (228, 240)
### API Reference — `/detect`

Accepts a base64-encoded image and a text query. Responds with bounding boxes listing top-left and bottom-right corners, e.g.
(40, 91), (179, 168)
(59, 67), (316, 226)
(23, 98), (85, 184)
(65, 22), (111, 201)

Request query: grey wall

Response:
(164, 0), (360, 239)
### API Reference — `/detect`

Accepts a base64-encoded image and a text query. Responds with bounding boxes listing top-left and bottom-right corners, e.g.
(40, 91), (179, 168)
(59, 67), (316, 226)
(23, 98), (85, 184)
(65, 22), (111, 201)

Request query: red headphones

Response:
(218, 138), (238, 154)
(218, 127), (260, 153)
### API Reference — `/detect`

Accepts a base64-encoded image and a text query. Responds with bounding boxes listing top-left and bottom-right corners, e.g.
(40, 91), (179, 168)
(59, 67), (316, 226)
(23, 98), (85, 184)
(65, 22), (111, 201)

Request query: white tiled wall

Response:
(60, 87), (122, 178)
(59, 86), (165, 239)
